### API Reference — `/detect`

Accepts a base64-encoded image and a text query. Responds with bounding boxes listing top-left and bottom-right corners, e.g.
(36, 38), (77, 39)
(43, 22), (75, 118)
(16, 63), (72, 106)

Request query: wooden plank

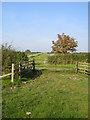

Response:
(78, 69), (90, 74)
(78, 68), (85, 70)
(79, 62), (88, 65)
(78, 68), (89, 71)
(79, 65), (88, 67)
(0, 73), (12, 79)
(78, 70), (85, 73)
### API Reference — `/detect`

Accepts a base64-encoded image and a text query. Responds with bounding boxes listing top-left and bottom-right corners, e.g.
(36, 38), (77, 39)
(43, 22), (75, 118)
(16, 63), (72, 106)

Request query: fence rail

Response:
(76, 62), (90, 75)
(0, 73), (12, 79)
(0, 60), (35, 82)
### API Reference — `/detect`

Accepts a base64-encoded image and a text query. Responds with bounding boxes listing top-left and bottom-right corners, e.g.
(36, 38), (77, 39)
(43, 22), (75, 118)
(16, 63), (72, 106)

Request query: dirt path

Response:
(36, 67), (74, 71)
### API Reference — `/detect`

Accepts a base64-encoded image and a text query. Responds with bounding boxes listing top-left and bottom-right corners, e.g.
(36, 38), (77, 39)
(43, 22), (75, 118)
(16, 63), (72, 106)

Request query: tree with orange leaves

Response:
(52, 33), (78, 54)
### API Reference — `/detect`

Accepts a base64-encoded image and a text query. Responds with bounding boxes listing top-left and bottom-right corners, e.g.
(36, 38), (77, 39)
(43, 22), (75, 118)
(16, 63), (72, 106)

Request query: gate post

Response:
(19, 62), (21, 79)
(76, 61), (78, 74)
(11, 63), (14, 82)
(32, 60), (35, 71)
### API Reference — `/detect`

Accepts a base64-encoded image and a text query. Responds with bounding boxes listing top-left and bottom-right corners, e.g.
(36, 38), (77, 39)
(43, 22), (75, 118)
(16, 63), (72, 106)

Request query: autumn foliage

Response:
(52, 33), (78, 54)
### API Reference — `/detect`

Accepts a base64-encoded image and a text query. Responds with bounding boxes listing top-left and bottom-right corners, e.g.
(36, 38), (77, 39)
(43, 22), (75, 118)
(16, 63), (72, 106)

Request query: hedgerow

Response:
(48, 53), (88, 64)
(1, 43), (28, 74)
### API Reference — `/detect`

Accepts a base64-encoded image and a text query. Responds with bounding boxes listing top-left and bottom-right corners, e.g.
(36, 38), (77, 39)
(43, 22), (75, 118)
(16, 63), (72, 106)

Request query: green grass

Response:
(2, 69), (88, 118)
(28, 53), (49, 66)
(28, 53), (76, 69)
(2, 53), (89, 118)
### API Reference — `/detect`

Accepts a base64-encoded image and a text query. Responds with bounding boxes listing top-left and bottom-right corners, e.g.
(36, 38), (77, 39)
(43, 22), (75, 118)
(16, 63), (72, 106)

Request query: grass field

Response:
(28, 52), (49, 66)
(2, 53), (88, 118)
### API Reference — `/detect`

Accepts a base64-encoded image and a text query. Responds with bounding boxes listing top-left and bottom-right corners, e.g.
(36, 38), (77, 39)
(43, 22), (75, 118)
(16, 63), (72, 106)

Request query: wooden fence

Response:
(1, 61), (89, 82)
(0, 60), (35, 82)
(76, 62), (90, 75)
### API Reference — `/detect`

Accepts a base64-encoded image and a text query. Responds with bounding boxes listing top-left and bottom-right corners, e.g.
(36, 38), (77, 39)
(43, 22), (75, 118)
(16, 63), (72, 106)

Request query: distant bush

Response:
(25, 49), (31, 55)
(48, 53), (88, 64)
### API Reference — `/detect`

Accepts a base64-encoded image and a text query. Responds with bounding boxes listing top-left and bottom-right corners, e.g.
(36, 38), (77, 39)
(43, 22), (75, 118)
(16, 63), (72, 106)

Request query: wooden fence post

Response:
(84, 64), (86, 74)
(32, 60), (35, 71)
(19, 62), (21, 79)
(76, 61), (78, 74)
(11, 63), (14, 82)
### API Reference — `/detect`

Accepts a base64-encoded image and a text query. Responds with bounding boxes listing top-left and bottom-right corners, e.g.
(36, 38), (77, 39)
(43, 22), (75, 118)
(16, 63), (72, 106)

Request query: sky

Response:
(2, 2), (88, 52)
(1, 0), (89, 2)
